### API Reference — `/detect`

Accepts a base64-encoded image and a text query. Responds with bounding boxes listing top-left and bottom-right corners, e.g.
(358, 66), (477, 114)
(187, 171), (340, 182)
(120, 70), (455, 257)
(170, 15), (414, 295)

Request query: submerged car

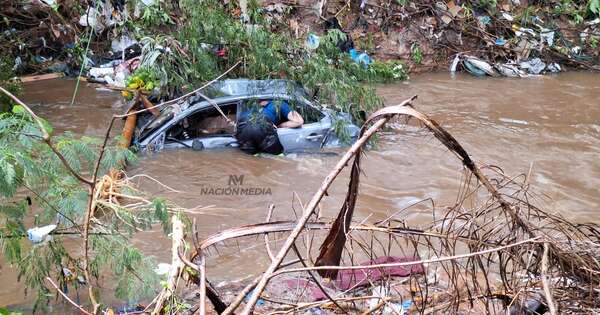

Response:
(134, 79), (360, 153)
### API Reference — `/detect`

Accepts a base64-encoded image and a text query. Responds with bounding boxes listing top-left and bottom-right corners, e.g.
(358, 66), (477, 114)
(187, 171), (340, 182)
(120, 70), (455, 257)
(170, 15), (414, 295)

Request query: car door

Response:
(275, 98), (331, 152)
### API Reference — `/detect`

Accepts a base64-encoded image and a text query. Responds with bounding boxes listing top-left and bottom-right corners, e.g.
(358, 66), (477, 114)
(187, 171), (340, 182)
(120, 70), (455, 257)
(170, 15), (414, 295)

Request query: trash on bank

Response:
(519, 57), (546, 74)
(349, 48), (372, 67)
(86, 57), (140, 87)
(306, 34), (320, 50)
(27, 224), (57, 243)
(454, 55), (561, 77)
(494, 63), (527, 77)
(461, 56), (498, 77)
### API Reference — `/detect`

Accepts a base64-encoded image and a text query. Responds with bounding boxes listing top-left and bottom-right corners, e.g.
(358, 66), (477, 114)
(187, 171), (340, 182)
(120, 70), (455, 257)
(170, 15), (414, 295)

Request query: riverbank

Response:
(2, 0), (600, 79)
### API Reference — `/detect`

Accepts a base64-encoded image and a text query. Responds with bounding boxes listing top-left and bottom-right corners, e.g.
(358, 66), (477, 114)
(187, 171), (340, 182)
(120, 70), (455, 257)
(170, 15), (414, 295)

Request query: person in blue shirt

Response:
(236, 99), (304, 154)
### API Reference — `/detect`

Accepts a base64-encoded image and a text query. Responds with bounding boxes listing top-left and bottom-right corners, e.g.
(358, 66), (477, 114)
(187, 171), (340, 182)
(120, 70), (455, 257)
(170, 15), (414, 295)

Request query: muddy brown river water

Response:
(3, 72), (600, 311)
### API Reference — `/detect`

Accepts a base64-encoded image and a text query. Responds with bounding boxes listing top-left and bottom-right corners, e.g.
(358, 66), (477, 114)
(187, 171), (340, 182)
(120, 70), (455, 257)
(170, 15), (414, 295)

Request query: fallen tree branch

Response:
(239, 96), (418, 314)
(0, 86), (93, 185)
(115, 60), (242, 118)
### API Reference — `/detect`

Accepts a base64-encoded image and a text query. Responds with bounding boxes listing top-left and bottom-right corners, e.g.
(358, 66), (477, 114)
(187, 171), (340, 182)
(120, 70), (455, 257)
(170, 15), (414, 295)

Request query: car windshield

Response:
(139, 105), (176, 140)
(201, 85), (230, 99)
(138, 86), (229, 140)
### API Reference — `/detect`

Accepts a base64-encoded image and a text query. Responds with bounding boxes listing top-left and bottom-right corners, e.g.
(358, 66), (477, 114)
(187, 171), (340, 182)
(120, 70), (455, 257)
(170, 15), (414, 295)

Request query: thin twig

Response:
(270, 237), (540, 277)
(291, 244), (349, 314)
(45, 277), (93, 315)
(265, 204), (276, 262)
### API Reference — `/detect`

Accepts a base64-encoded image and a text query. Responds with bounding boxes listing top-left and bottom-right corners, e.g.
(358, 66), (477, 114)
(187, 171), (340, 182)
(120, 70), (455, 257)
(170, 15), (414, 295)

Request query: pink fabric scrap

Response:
(335, 256), (424, 290)
(281, 256), (424, 301)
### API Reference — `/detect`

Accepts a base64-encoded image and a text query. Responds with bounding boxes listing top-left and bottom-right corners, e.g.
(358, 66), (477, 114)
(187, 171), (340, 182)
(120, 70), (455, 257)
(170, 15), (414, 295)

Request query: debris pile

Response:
(176, 98), (600, 314)
(4, 0), (599, 85)
(280, 0), (600, 74)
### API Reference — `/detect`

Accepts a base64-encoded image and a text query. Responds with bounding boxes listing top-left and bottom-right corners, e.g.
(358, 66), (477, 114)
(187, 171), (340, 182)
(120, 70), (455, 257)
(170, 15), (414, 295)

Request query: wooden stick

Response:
(153, 215), (185, 314)
(541, 242), (557, 315)
(199, 254), (207, 315)
(119, 97), (139, 149)
(140, 95), (160, 117)
(19, 73), (64, 83)
(264, 205), (276, 262)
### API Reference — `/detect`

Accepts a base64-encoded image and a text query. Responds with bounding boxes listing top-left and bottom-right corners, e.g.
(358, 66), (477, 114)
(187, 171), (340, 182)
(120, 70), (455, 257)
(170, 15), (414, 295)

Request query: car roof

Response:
(210, 79), (309, 99)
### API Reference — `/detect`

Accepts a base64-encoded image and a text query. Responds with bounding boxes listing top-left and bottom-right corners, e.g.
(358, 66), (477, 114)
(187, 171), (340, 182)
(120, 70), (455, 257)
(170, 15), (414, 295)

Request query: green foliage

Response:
(139, 0), (409, 128)
(520, 6), (537, 25)
(476, 0), (497, 11)
(357, 60), (409, 83)
(0, 110), (169, 308)
(589, 0), (600, 16)
(0, 307), (23, 315)
(574, 13), (585, 23)
(411, 42), (423, 65)
(90, 235), (159, 301)
(589, 36), (599, 49)
(0, 56), (22, 112)
(141, 3), (174, 28)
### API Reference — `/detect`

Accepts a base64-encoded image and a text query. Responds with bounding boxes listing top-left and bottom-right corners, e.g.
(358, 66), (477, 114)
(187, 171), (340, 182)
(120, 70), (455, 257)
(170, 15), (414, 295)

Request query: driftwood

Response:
(186, 96), (600, 315)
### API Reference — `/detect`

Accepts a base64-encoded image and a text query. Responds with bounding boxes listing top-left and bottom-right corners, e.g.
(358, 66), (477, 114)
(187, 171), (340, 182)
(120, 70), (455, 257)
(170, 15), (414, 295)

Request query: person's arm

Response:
(278, 111), (303, 128)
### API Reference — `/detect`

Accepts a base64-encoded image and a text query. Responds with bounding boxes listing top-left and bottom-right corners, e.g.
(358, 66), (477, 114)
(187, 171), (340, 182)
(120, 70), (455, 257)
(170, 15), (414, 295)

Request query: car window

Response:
(165, 103), (237, 142)
(292, 99), (324, 123)
(139, 105), (175, 140)
(240, 98), (323, 124)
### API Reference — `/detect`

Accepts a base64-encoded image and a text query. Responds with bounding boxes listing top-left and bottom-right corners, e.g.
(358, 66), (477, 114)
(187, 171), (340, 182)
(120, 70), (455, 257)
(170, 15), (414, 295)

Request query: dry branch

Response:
(193, 96), (600, 315)
(239, 96), (419, 314)
(153, 215), (185, 314)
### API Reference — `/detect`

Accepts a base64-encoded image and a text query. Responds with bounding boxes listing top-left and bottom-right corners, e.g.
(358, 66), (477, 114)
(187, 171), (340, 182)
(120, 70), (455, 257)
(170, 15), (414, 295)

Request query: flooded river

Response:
(3, 72), (600, 311)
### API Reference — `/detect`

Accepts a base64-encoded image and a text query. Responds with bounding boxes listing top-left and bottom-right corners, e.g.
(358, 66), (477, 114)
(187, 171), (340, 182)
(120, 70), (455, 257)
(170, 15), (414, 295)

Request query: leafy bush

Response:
(590, 0), (600, 16)
(0, 56), (22, 112)
(134, 0), (408, 127)
(0, 108), (171, 310)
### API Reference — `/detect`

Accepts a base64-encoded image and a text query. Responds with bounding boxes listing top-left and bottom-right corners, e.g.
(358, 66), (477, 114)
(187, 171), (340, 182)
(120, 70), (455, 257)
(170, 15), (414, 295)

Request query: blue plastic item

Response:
(495, 38), (507, 46)
(349, 48), (372, 67)
(306, 33), (320, 50)
(244, 290), (265, 307)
